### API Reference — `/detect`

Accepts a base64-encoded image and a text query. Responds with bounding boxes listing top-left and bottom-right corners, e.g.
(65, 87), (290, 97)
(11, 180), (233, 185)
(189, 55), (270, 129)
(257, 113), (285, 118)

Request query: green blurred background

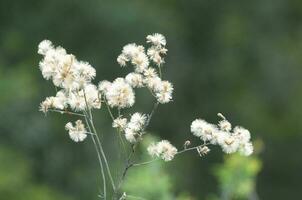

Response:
(1, 0), (302, 199)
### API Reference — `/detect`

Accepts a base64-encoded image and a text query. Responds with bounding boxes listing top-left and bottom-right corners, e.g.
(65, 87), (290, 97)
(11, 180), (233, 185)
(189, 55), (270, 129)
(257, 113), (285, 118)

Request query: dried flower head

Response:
(147, 140), (178, 161)
(65, 120), (87, 142)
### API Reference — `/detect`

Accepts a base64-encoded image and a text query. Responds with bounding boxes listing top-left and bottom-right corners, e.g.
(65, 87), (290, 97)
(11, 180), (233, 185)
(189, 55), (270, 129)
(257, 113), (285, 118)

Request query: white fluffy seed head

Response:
(125, 128), (140, 143)
(38, 40), (97, 93)
(143, 67), (158, 78)
(104, 78), (135, 109)
(218, 119), (232, 132)
(154, 80), (173, 104)
(190, 119), (218, 142)
(123, 113), (147, 143)
(239, 142), (253, 156)
(112, 117), (128, 130)
(147, 140), (177, 161)
(233, 126), (251, 144)
(65, 120), (87, 142)
(125, 73), (144, 88)
(98, 80), (111, 94)
(117, 54), (129, 67)
(38, 40), (53, 55)
(146, 33), (166, 47)
(84, 84), (101, 109)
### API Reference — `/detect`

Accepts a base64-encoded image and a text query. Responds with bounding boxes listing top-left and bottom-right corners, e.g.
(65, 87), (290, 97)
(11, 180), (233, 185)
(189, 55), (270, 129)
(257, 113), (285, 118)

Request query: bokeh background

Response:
(1, 0), (302, 199)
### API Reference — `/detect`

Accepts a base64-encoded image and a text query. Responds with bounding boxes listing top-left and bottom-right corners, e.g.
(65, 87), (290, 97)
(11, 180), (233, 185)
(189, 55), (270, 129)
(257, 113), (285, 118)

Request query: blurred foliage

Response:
(212, 155), (261, 200)
(0, 146), (71, 200)
(208, 140), (263, 200)
(1, 0), (302, 199)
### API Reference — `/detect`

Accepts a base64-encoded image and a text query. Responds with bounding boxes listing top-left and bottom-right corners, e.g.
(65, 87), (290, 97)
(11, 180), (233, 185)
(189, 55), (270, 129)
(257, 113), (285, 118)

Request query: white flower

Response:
(98, 80), (111, 94)
(125, 73), (144, 88)
(38, 40), (97, 91)
(190, 119), (218, 142)
(65, 120), (87, 142)
(143, 67), (158, 78)
(52, 90), (68, 110)
(211, 130), (228, 145)
(125, 128), (140, 143)
(52, 55), (79, 90)
(38, 40), (53, 55)
(144, 76), (162, 91)
(131, 52), (149, 73)
(124, 113), (146, 143)
(39, 97), (55, 113)
(147, 140), (177, 161)
(104, 78), (135, 109)
(219, 135), (240, 154)
(147, 46), (167, 66)
(218, 119), (232, 132)
(84, 84), (101, 109)
(39, 91), (67, 113)
(147, 143), (160, 157)
(74, 61), (96, 87)
(39, 47), (67, 80)
(122, 43), (142, 57)
(117, 54), (129, 67)
(154, 80), (173, 104)
(112, 117), (127, 130)
(129, 113), (147, 128)
(120, 43), (149, 73)
(68, 92), (86, 111)
(239, 142), (253, 156)
(233, 126), (251, 144)
(146, 33), (166, 47)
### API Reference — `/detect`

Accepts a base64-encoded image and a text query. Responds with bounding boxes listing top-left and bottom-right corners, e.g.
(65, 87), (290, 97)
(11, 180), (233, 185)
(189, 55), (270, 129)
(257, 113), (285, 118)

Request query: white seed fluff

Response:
(147, 140), (177, 161)
(65, 120), (87, 142)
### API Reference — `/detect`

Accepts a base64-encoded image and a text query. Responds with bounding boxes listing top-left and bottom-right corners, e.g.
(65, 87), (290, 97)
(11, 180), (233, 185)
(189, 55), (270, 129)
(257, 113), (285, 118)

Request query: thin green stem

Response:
(177, 142), (210, 155)
(104, 100), (115, 121)
(144, 101), (159, 130)
(158, 65), (162, 78)
(82, 91), (116, 191)
(48, 109), (85, 117)
(82, 90), (112, 197)
(132, 143), (210, 167)
(127, 195), (148, 200)
(132, 159), (159, 167)
(117, 101), (159, 190)
(89, 118), (117, 191)
(83, 111), (107, 199)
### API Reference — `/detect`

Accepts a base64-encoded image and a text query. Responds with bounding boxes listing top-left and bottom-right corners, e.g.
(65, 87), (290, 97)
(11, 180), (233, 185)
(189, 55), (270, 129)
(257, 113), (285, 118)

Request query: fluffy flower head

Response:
(65, 120), (87, 142)
(147, 140), (177, 161)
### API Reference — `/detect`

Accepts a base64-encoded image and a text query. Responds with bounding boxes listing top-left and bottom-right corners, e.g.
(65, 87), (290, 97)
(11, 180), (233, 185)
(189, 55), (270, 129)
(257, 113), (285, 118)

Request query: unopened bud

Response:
(184, 140), (191, 149)
(217, 113), (226, 120)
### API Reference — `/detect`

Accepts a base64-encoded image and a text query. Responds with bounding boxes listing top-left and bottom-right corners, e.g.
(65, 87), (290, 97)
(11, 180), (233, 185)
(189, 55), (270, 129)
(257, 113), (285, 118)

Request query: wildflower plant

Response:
(38, 33), (254, 199)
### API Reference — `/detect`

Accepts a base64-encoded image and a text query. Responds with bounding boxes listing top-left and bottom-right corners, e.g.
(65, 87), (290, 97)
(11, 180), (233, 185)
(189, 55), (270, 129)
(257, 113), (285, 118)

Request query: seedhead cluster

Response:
(38, 33), (253, 199)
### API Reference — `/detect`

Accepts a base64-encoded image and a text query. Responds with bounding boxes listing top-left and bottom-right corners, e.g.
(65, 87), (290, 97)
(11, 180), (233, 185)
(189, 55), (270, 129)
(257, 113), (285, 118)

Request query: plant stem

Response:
(82, 90), (116, 191)
(48, 109), (85, 117)
(117, 101), (159, 190)
(83, 89), (116, 196)
(144, 101), (159, 130)
(158, 65), (162, 78)
(104, 100), (115, 121)
(132, 143), (210, 167)
(90, 117), (117, 191)
(83, 111), (107, 199)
